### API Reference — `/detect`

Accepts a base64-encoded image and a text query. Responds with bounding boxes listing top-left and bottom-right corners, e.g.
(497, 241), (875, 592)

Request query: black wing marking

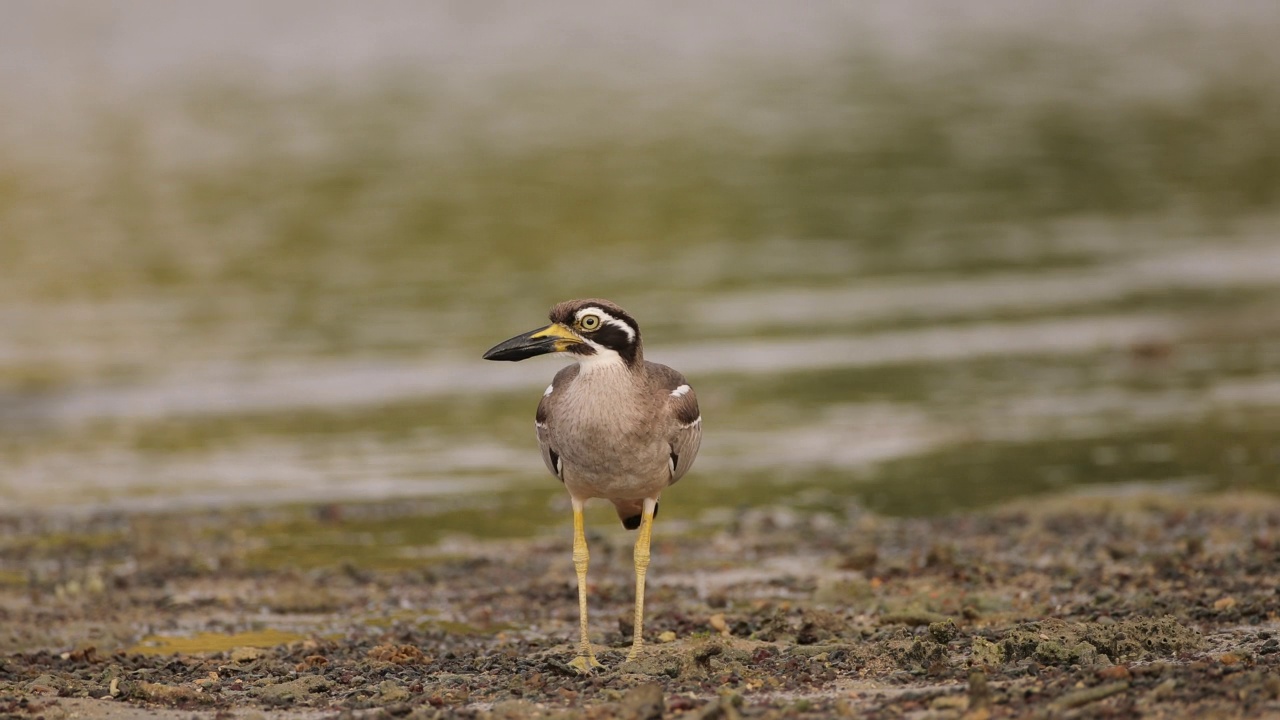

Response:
(534, 365), (579, 483)
(648, 362), (702, 485)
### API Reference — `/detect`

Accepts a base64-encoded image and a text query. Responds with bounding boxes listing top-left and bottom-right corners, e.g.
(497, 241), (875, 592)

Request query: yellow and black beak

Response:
(482, 323), (582, 361)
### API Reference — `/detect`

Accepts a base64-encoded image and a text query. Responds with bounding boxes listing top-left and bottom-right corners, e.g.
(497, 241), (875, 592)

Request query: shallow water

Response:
(4, 236), (1278, 521)
(1, 3), (1279, 535)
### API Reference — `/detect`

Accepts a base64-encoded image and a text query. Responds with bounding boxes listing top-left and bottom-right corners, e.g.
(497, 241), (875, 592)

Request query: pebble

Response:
(709, 613), (730, 637)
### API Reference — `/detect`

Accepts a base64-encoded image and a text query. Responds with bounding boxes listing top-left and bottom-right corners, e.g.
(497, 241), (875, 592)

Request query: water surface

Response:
(1, 2), (1278, 537)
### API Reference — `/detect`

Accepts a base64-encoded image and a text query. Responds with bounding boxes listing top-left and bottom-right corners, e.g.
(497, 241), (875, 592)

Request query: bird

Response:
(482, 299), (702, 674)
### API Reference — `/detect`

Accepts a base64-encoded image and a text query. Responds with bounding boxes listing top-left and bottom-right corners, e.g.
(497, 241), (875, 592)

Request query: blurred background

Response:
(2, 1), (1279, 544)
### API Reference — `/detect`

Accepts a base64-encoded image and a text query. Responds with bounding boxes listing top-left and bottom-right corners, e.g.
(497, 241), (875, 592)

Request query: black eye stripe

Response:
(550, 301), (641, 365)
(587, 325), (638, 365)
(579, 309), (636, 339)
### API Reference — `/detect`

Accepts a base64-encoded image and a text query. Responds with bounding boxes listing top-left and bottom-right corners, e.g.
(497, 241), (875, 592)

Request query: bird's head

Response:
(482, 298), (642, 368)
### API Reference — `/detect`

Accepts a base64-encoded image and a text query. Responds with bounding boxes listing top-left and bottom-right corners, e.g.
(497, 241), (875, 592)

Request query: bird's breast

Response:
(549, 373), (669, 492)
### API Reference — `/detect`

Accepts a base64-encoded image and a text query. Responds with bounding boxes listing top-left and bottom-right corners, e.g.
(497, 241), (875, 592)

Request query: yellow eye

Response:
(579, 314), (601, 330)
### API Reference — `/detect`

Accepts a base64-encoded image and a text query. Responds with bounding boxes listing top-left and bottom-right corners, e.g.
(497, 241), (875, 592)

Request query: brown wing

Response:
(647, 362), (702, 485)
(535, 365), (579, 482)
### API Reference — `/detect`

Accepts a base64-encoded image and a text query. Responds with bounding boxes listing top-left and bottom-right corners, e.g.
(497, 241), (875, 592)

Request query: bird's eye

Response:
(579, 314), (601, 330)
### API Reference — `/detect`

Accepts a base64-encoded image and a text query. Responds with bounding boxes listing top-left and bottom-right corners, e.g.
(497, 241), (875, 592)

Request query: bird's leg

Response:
(626, 497), (658, 662)
(567, 498), (603, 674)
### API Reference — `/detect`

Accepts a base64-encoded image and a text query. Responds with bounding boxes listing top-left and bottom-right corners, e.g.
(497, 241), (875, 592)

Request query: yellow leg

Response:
(567, 498), (603, 674)
(626, 497), (658, 662)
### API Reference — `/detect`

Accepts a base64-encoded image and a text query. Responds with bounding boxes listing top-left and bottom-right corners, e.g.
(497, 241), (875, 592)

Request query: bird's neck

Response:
(561, 358), (648, 428)
(574, 343), (643, 375)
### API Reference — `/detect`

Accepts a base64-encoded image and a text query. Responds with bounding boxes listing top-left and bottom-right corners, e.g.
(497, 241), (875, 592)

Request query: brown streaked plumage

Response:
(483, 299), (702, 674)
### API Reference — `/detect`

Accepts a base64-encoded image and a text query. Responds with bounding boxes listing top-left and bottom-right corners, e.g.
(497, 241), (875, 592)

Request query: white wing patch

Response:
(670, 384), (691, 397)
(679, 415), (701, 428)
(544, 383), (554, 396)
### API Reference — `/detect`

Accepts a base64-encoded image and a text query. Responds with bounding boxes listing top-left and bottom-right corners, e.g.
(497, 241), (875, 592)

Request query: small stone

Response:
(1098, 664), (1131, 681)
(972, 637), (1004, 667)
(620, 653), (682, 678)
(26, 675), (59, 695)
(693, 693), (743, 720)
(658, 630), (677, 643)
(929, 619), (959, 644)
(1214, 596), (1238, 611)
(967, 668), (992, 710)
(229, 646), (265, 663)
(880, 610), (952, 627)
(1071, 641), (1099, 666)
(931, 694), (967, 709)
(1147, 678), (1178, 702)
(709, 614), (730, 637)
(487, 700), (540, 719)
(367, 643), (431, 665)
(1263, 675), (1280, 699)
(248, 675), (329, 706)
(618, 682), (664, 720)
(377, 680), (410, 703)
(137, 681), (203, 704)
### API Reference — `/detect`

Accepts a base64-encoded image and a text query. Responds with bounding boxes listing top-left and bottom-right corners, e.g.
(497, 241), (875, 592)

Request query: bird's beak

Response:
(482, 323), (582, 361)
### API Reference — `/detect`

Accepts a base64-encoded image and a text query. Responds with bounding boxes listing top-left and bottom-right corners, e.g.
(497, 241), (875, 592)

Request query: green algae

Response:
(851, 408), (1280, 516)
(241, 487), (563, 571)
(998, 616), (1202, 666)
(356, 610), (517, 636)
(219, 403), (1280, 575)
(128, 629), (307, 656)
(972, 636), (1004, 666)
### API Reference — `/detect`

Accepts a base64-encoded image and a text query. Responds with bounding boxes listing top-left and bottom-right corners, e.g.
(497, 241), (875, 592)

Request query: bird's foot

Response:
(625, 642), (645, 663)
(568, 654), (604, 675)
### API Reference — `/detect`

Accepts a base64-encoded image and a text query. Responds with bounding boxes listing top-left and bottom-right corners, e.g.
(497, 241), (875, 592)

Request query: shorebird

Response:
(482, 299), (702, 674)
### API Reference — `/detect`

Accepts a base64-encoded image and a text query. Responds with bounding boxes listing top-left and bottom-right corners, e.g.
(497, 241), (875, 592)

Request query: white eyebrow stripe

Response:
(606, 318), (635, 340)
(670, 384), (691, 397)
(544, 384), (554, 396)
(576, 307), (636, 341)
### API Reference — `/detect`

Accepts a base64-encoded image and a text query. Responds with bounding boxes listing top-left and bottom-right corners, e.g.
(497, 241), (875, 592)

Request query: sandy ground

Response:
(2, 492), (1279, 719)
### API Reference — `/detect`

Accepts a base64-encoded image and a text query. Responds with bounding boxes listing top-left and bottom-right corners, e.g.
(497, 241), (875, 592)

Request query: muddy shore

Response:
(1, 492), (1278, 719)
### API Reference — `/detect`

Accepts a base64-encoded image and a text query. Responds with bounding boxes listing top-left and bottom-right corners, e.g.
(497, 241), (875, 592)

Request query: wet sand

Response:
(2, 492), (1278, 718)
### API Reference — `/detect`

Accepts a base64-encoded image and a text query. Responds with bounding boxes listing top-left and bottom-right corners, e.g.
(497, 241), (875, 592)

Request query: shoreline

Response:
(2, 492), (1278, 718)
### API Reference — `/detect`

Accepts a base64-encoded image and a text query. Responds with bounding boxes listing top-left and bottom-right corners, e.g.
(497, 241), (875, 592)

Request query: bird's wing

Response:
(668, 407), (701, 485)
(535, 416), (562, 481)
(534, 365), (578, 482)
(650, 363), (702, 485)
